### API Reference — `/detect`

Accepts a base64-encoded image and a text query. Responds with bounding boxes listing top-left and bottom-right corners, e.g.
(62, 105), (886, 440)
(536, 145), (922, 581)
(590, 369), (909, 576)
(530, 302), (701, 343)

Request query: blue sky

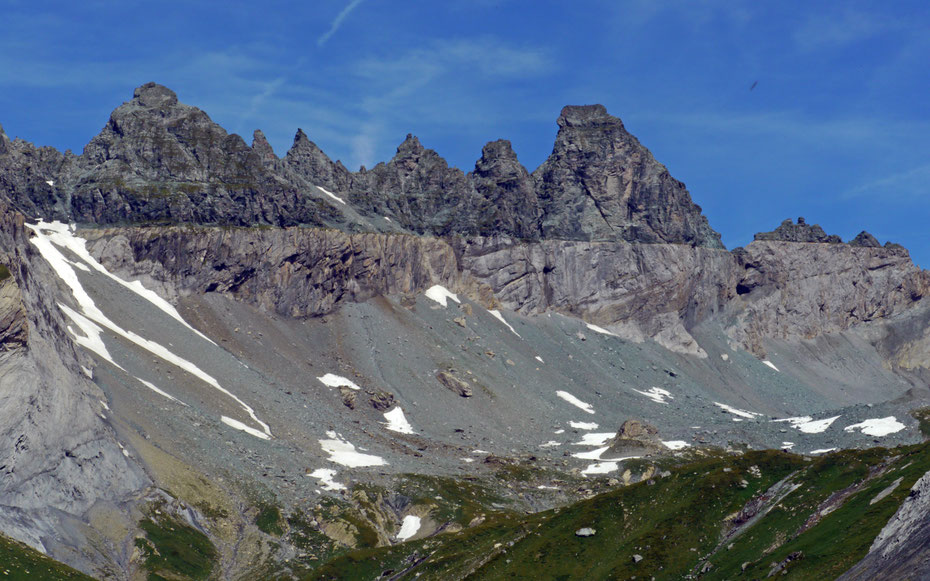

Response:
(2, 1), (928, 264)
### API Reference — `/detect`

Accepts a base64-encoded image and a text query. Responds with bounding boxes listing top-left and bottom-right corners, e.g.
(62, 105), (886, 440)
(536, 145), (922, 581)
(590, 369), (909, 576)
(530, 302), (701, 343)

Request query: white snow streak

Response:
(317, 373), (361, 390)
(27, 222), (270, 437)
(222, 416), (271, 440)
(844, 417), (906, 437)
(556, 391), (595, 414)
(396, 515), (421, 541)
(585, 323), (616, 337)
(317, 186), (346, 205)
(762, 360), (780, 372)
(488, 309), (521, 337)
(320, 431), (388, 467)
(383, 407), (415, 434)
(535, 356), (544, 363)
(713, 402), (762, 419)
(540, 441), (561, 448)
(424, 285), (460, 307)
(138, 378), (187, 405)
(46, 180), (55, 186)
(632, 387), (673, 404)
(569, 421), (599, 430)
(809, 448), (837, 455)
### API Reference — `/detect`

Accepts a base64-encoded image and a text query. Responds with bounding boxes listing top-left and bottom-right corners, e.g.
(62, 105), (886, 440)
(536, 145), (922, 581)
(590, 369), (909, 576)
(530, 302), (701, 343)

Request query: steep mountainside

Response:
(2, 84), (930, 580)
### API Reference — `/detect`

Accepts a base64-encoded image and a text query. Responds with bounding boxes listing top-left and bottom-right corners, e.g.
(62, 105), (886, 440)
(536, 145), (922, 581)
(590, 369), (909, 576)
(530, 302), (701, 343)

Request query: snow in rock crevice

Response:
(488, 309), (521, 337)
(396, 515), (421, 541)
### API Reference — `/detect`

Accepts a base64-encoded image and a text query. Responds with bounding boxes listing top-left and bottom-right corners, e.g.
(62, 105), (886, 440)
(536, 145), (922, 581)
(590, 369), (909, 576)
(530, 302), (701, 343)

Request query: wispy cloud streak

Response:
(318, 0), (364, 46)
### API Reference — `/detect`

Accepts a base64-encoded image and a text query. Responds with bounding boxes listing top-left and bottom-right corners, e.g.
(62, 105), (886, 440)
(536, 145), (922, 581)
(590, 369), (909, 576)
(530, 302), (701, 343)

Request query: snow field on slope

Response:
(27, 221), (271, 439)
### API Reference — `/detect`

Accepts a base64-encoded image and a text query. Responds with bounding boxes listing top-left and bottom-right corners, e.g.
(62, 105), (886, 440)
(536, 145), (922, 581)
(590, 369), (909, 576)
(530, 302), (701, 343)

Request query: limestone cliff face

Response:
(82, 226), (474, 318)
(0, 204), (149, 559)
(727, 239), (929, 356)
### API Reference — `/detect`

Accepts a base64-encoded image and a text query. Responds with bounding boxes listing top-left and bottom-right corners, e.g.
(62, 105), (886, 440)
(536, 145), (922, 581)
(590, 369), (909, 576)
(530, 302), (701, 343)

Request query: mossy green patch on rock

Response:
(135, 513), (217, 580)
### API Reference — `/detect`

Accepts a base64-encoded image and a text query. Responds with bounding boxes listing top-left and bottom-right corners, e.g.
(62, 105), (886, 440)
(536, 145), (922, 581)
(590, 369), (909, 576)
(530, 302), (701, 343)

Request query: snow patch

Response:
(569, 421), (598, 430)
(81, 366), (93, 378)
(782, 442), (796, 450)
(540, 441), (561, 448)
(585, 323), (616, 337)
(714, 402), (762, 419)
(556, 391), (595, 414)
(222, 416), (270, 440)
(535, 356), (544, 363)
(424, 285), (460, 307)
(317, 186), (346, 204)
(581, 462), (619, 475)
(488, 309), (521, 337)
(320, 431), (388, 467)
(46, 179), (55, 186)
(809, 448), (837, 455)
(396, 515), (421, 541)
(573, 446), (611, 460)
(844, 417), (906, 437)
(383, 407), (415, 434)
(553, 429), (565, 434)
(572, 433), (615, 447)
(662, 440), (690, 450)
(773, 415), (840, 434)
(309, 468), (346, 491)
(762, 360), (780, 372)
(317, 373), (361, 390)
(632, 387), (673, 404)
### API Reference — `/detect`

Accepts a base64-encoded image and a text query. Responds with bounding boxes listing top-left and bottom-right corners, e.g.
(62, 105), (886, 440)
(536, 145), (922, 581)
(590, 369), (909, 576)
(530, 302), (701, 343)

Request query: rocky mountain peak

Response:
(849, 230), (881, 248)
(250, 129), (277, 169)
(754, 218), (842, 244)
(470, 139), (539, 238)
(0, 123), (8, 155)
(283, 128), (351, 193)
(534, 104), (723, 247)
(395, 133), (425, 157)
(556, 104), (620, 129)
(131, 82), (179, 109)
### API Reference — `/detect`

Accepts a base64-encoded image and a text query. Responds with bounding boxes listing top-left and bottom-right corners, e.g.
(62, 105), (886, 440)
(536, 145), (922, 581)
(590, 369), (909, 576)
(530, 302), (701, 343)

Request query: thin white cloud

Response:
(318, 0), (365, 47)
(843, 163), (930, 201)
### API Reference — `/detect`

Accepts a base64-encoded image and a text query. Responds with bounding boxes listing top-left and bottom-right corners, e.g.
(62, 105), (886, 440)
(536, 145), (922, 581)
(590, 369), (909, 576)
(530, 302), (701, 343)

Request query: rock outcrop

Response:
(754, 217), (842, 243)
(839, 469), (930, 580)
(728, 236), (928, 355)
(0, 203), (148, 570)
(533, 105), (722, 247)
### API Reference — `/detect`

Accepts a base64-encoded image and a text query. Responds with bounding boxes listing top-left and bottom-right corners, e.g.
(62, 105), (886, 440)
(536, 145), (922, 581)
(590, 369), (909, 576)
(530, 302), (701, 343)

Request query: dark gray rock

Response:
(468, 139), (540, 239)
(754, 217), (842, 243)
(533, 105), (723, 247)
(282, 128), (353, 194)
(849, 231), (881, 248)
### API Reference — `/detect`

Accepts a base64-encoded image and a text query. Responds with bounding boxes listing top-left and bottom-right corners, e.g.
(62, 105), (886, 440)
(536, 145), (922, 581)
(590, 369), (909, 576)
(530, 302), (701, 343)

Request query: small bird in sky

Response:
(750, 81), (758, 91)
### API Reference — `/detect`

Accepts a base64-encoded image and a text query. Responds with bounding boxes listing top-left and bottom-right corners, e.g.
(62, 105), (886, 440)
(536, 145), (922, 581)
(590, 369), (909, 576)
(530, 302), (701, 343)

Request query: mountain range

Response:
(2, 83), (930, 580)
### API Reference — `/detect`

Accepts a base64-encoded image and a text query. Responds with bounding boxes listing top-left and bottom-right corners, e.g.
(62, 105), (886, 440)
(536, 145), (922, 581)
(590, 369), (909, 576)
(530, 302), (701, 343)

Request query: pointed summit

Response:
(534, 104), (722, 247)
(131, 82), (179, 109)
(283, 128), (351, 193)
(251, 130), (277, 169)
(470, 139), (539, 238)
(395, 134), (424, 157)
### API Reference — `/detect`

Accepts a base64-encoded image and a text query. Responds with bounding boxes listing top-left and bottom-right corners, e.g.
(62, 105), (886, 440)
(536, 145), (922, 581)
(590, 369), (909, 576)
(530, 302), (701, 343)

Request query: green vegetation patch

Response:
(135, 513), (217, 580)
(256, 503), (285, 536)
(0, 264), (11, 282)
(0, 534), (94, 581)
